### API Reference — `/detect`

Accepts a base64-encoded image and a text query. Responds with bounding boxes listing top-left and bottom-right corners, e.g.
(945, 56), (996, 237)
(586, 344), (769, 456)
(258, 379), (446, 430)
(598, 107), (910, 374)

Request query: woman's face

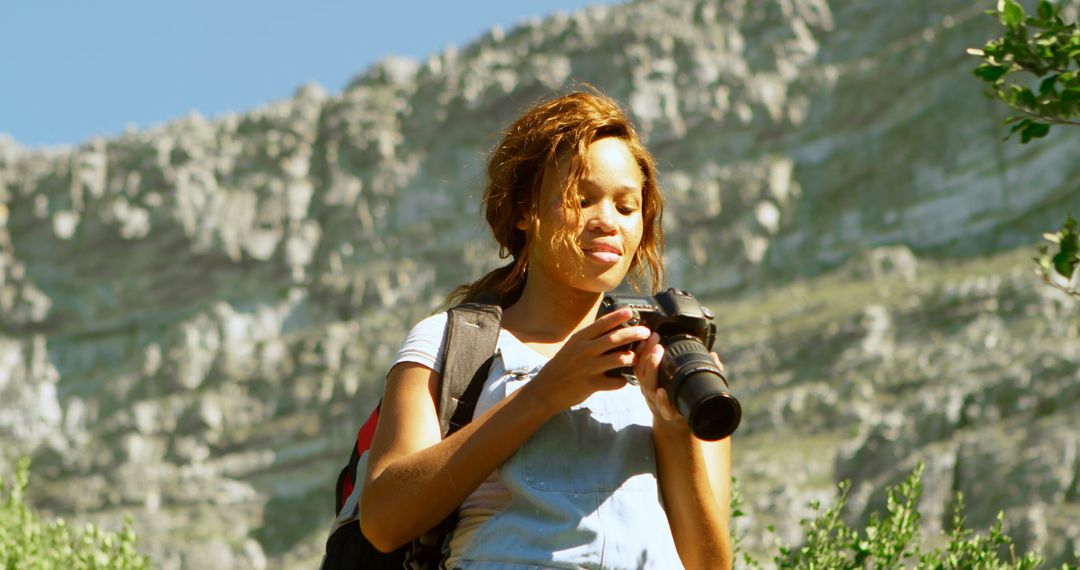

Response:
(519, 136), (646, 294)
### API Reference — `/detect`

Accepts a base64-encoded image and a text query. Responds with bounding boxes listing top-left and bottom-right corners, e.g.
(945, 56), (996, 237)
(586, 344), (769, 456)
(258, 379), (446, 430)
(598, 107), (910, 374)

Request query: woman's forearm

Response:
(360, 380), (557, 552)
(654, 424), (733, 570)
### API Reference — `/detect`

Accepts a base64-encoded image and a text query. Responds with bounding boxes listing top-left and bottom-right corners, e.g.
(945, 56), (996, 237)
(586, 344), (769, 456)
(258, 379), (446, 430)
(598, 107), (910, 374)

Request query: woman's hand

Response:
(527, 308), (652, 413)
(634, 333), (725, 437)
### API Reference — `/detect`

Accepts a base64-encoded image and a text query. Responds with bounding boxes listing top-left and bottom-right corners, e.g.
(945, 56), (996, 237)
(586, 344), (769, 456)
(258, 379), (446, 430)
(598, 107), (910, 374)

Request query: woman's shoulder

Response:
(408, 312), (450, 337)
(392, 312), (450, 375)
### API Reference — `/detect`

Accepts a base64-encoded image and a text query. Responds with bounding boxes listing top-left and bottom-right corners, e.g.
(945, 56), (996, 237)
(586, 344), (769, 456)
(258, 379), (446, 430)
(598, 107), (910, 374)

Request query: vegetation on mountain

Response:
(0, 459), (149, 570)
(732, 464), (1078, 569)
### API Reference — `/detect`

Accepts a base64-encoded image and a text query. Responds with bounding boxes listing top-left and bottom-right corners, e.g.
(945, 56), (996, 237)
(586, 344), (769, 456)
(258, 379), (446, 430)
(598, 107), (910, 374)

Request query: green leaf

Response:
(975, 63), (1010, 82)
(1034, 35), (1059, 48)
(1030, 122), (1051, 138)
(1039, 74), (1060, 95)
(1001, 0), (1025, 27)
(1053, 250), (1075, 278)
(1020, 121), (1051, 142)
(983, 39), (1006, 60)
(1018, 87), (1038, 109)
(1007, 118), (1032, 140)
(1046, 216), (1080, 278)
(1037, 0), (1054, 21)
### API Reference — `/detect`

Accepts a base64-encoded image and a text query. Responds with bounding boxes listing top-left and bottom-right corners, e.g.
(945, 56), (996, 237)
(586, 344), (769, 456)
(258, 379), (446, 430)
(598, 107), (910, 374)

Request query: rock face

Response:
(1, 0), (1078, 567)
(729, 251), (1080, 563)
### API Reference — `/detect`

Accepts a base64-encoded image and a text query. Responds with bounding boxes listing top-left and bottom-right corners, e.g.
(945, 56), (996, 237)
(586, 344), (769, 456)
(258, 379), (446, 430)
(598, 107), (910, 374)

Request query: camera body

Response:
(598, 287), (718, 361)
(597, 288), (741, 440)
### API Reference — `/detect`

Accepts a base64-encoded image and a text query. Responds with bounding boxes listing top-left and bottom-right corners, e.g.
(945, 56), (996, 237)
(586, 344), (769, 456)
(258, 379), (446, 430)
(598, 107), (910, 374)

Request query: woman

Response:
(360, 89), (732, 570)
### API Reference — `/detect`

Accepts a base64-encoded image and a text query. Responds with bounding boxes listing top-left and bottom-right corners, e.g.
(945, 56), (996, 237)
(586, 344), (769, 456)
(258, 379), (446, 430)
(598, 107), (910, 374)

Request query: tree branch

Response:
(1010, 106), (1080, 126)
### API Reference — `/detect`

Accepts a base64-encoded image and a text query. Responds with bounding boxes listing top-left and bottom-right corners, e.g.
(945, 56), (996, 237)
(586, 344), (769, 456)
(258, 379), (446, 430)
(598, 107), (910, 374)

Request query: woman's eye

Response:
(618, 205), (639, 215)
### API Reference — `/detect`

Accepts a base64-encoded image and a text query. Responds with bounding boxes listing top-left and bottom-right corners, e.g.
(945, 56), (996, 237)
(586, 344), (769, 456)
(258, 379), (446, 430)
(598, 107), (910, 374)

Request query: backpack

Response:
(321, 302), (502, 570)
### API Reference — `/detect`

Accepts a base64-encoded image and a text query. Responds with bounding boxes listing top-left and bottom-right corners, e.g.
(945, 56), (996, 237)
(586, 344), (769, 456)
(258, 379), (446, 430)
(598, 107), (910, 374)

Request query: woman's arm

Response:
(635, 334), (734, 570)
(360, 361), (558, 552)
(653, 424), (733, 570)
(360, 308), (650, 552)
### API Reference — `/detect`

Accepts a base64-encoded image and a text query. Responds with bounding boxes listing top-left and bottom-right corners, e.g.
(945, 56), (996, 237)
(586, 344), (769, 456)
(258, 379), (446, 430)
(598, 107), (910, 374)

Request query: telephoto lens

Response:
(659, 335), (741, 441)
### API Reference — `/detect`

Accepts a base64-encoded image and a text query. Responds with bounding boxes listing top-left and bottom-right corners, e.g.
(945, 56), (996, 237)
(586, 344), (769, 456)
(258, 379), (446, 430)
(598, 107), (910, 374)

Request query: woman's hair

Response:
(446, 87), (665, 308)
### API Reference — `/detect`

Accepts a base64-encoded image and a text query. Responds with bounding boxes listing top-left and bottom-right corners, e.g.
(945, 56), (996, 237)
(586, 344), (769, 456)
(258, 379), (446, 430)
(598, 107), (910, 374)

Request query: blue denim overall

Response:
(448, 336), (684, 570)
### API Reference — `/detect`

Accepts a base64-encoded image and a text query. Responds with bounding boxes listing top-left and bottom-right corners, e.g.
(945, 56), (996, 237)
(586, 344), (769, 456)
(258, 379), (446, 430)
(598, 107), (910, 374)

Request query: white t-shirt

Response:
(390, 312), (550, 562)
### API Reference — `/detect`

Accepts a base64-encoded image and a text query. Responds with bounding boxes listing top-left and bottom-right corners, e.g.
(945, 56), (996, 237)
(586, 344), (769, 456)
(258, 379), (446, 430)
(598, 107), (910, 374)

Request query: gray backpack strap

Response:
(437, 302), (502, 437)
(403, 302), (502, 570)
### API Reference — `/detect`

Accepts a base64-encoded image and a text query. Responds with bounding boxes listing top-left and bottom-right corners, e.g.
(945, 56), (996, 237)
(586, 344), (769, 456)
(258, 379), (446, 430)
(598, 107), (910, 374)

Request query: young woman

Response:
(360, 89), (732, 570)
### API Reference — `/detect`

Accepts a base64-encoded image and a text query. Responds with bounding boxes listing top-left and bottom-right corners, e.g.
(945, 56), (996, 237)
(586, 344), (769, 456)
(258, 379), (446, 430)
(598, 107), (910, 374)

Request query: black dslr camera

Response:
(597, 288), (741, 441)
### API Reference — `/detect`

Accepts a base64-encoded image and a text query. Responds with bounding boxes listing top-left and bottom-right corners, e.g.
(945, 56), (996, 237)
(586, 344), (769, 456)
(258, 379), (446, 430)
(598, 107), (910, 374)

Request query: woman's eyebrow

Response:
(579, 178), (643, 194)
(614, 185), (644, 203)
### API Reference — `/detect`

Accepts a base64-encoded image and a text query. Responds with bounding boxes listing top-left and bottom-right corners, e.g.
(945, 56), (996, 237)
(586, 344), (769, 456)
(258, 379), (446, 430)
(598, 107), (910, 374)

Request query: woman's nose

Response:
(587, 202), (617, 233)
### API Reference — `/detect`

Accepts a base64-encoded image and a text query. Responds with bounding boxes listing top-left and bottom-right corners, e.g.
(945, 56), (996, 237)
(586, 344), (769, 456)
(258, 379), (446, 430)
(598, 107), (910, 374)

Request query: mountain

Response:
(1, 0), (1078, 567)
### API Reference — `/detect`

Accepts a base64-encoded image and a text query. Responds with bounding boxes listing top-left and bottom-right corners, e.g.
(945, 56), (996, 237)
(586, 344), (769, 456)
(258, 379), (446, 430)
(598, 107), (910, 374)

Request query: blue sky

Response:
(2, 1), (620, 148)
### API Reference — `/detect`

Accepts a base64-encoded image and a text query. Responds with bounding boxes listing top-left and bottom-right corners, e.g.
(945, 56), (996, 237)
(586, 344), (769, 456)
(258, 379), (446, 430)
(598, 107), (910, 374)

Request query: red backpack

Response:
(321, 303), (502, 570)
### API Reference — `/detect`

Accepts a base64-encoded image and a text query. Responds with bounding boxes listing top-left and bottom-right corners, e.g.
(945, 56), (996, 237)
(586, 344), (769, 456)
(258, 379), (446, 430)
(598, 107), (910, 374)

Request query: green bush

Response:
(0, 458), (149, 570)
(733, 463), (1079, 569)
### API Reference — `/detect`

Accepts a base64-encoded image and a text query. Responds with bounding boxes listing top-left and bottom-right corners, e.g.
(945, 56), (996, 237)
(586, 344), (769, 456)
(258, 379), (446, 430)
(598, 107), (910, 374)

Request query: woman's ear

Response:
(514, 209), (532, 231)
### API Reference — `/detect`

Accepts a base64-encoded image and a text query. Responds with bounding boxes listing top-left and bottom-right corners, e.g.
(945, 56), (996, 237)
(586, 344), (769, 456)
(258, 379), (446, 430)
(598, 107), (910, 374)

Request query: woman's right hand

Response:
(527, 308), (653, 413)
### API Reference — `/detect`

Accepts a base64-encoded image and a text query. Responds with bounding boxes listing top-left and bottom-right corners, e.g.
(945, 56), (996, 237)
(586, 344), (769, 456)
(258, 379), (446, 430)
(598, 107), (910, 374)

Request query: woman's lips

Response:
(583, 246), (622, 264)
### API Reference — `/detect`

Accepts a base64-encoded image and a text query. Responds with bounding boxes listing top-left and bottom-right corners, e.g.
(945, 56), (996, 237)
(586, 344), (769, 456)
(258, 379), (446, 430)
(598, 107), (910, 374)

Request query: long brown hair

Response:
(446, 88), (665, 307)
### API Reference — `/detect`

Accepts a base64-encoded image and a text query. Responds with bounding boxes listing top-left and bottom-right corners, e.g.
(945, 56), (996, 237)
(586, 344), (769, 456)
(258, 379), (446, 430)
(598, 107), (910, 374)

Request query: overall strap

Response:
(438, 302), (502, 437)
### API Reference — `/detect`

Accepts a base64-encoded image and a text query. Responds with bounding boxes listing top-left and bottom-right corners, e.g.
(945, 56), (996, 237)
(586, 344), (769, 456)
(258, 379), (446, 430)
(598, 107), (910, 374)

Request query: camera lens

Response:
(660, 336), (741, 441)
(678, 372), (742, 440)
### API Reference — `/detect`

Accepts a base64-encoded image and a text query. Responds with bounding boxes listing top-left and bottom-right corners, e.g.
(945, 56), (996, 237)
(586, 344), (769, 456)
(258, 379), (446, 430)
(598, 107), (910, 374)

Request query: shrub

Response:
(0, 458), (150, 570)
(733, 463), (1079, 569)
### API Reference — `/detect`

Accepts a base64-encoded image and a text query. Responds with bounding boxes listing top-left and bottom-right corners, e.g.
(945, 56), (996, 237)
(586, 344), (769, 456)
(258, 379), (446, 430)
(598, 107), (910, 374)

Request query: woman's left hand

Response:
(634, 333), (724, 436)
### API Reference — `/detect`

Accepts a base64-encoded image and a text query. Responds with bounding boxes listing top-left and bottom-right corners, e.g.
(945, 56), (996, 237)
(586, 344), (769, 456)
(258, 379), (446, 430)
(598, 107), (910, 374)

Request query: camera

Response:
(596, 288), (741, 440)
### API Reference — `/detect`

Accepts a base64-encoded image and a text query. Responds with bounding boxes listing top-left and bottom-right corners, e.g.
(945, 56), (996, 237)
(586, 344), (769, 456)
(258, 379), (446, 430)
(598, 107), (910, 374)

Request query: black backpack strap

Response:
(437, 302), (502, 437)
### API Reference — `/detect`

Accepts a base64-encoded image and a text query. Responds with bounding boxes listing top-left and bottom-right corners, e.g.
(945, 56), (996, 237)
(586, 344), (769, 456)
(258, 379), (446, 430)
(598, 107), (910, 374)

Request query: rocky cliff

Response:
(1, 0), (1078, 567)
